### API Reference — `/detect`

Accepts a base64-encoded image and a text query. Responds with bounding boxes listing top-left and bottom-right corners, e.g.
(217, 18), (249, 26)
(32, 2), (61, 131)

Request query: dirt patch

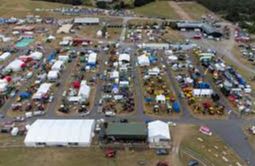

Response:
(168, 1), (192, 20)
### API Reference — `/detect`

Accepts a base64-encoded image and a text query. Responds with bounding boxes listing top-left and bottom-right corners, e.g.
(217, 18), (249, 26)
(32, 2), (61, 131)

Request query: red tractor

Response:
(156, 161), (169, 166)
(105, 148), (116, 158)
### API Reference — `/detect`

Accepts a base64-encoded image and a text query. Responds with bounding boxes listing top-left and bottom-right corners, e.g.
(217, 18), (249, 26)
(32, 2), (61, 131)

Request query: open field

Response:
(133, 1), (180, 19)
(0, 134), (167, 166)
(0, 147), (167, 166)
(180, 126), (246, 166)
(178, 2), (212, 20)
(163, 27), (184, 42)
(0, 0), (71, 17)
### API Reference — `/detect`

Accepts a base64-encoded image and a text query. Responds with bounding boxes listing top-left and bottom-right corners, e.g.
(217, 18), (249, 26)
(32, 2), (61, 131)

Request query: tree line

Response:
(35, 0), (155, 8)
(196, 0), (255, 33)
(36, 0), (83, 5)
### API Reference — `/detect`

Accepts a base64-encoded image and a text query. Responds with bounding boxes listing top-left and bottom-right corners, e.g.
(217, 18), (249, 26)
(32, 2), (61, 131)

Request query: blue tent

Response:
(144, 97), (153, 103)
(198, 82), (210, 89)
(172, 101), (180, 113)
(112, 84), (119, 93)
(236, 74), (246, 86)
(47, 51), (56, 62)
(149, 55), (157, 63)
(19, 92), (31, 99)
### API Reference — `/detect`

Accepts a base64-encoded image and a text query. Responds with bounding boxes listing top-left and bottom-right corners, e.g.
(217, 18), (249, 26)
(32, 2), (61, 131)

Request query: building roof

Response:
(57, 24), (73, 34)
(74, 17), (99, 24)
(177, 21), (222, 36)
(24, 119), (95, 146)
(148, 120), (171, 140)
(106, 123), (147, 136)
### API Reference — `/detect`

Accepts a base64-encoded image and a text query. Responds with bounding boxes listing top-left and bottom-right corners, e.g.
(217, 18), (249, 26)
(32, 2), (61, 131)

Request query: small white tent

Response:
(47, 70), (59, 81)
(96, 30), (103, 38)
(138, 54), (150, 66)
(148, 120), (171, 144)
(0, 79), (8, 92)
(32, 83), (52, 99)
(87, 52), (97, 65)
(0, 52), (11, 61)
(148, 67), (160, 76)
(29, 51), (43, 60)
(5, 59), (25, 72)
(156, 94), (166, 103)
(119, 53), (130, 63)
(51, 60), (64, 71)
(78, 81), (91, 101)
(110, 70), (119, 79)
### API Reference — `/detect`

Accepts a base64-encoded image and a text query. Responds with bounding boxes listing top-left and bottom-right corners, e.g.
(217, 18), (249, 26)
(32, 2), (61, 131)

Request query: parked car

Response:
(0, 113), (4, 119)
(188, 160), (199, 166)
(199, 126), (212, 136)
(167, 121), (176, 127)
(105, 111), (116, 117)
(14, 116), (26, 122)
(120, 119), (128, 123)
(156, 149), (169, 155)
(49, 96), (54, 102)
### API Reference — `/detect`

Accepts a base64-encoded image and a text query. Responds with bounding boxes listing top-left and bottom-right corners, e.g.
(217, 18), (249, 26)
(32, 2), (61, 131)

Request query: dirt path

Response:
(168, 1), (192, 20)
(164, 125), (194, 166)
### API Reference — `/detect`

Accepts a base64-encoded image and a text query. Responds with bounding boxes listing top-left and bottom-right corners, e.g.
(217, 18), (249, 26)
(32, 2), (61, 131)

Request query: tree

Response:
(96, 1), (107, 9)
(134, 0), (155, 7)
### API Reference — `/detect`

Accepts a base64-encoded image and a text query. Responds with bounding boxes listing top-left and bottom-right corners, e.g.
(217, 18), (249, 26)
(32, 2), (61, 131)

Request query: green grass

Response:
(0, 134), (165, 166)
(0, 146), (165, 166)
(0, 0), (71, 16)
(180, 126), (245, 166)
(133, 1), (180, 19)
(178, 2), (211, 20)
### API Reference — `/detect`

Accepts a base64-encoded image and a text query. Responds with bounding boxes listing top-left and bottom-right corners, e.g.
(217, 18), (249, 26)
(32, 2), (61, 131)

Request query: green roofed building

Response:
(106, 123), (148, 141)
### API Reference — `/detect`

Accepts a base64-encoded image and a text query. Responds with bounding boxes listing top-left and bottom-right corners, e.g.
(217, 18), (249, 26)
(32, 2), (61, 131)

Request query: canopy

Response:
(138, 54), (150, 66)
(29, 51), (43, 60)
(119, 53), (130, 62)
(148, 120), (171, 143)
(78, 81), (90, 100)
(24, 119), (95, 147)
(51, 60), (64, 71)
(0, 52), (11, 61)
(5, 59), (25, 72)
(72, 81), (81, 89)
(32, 83), (52, 99)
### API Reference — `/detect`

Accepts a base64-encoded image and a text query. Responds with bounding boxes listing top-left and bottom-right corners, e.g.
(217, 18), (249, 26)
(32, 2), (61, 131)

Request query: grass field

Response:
(180, 126), (246, 166)
(178, 2), (211, 20)
(0, 134), (166, 166)
(133, 1), (180, 19)
(0, 0), (70, 17)
(0, 147), (166, 166)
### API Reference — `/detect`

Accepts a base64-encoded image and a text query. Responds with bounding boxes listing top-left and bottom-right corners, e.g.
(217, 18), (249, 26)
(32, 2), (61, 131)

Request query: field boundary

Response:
(179, 147), (213, 166)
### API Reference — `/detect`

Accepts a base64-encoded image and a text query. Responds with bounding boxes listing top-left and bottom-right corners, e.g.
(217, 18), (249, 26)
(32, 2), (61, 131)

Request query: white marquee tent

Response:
(148, 120), (171, 144)
(29, 51), (43, 60)
(0, 52), (11, 61)
(119, 53), (130, 62)
(47, 70), (59, 81)
(78, 81), (91, 100)
(5, 59), (25, 72)
(24, 119), (96, 147)
(32, 83), (52, 99)
(51, 60), (64, 71)
(138, 54), (150, 66)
